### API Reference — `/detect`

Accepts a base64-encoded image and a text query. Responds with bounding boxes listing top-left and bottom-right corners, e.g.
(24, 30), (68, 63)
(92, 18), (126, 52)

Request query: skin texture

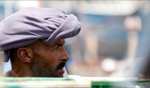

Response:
(10, 38), (69, 77)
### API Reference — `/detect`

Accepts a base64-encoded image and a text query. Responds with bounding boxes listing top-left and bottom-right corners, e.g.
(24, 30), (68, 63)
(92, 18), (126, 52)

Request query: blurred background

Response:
(0, 0), (150, 79)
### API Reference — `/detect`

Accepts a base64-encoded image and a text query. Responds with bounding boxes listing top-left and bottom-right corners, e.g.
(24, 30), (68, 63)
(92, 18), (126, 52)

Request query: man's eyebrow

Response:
(57, 40), (65, 45)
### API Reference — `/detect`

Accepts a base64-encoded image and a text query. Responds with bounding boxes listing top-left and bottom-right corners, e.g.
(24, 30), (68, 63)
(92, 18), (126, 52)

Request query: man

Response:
(0, 7), (81, 77)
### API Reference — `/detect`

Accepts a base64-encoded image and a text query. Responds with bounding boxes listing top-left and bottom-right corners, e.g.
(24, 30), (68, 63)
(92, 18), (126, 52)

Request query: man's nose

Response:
(61, 47), (70, 61)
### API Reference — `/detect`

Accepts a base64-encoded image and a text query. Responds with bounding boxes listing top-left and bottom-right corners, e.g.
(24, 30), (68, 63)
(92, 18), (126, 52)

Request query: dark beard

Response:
(32, 58), (63, 77)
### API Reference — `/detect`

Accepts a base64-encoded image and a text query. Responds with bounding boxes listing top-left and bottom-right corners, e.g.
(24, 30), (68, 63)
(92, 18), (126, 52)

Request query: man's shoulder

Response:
(4, 70), (13, 77)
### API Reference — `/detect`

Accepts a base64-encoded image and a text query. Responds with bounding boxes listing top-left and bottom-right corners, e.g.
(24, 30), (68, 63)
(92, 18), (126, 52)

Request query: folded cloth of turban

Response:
(0, 7), (81, 61)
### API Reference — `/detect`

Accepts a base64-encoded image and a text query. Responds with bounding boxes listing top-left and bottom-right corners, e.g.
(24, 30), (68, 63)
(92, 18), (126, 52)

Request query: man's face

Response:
(30, 39), (69, 77)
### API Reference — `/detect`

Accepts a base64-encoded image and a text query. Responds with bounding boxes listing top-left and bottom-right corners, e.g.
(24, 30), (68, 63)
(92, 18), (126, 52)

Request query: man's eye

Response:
(52, 45), (59, 49)
(48, 45), (58, 50)
(52, 44), (63, 49)
(58, 44), (64, 46)
(49, 43), (64, 50)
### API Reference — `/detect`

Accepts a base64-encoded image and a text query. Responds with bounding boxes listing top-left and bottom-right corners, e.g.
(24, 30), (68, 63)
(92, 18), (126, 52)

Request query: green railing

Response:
(0, 77), (149, 88)
(92, 79), (150, 88)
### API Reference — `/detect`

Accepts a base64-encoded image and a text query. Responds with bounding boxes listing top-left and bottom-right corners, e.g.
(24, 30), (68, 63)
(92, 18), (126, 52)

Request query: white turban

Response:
(0, 7), (81, 60)
(0, 7), (81, 61)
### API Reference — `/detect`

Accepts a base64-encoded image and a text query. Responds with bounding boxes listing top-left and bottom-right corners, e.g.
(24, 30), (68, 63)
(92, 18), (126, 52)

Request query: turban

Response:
(0, 7), (81, 51)
(0, 7), (81, 61)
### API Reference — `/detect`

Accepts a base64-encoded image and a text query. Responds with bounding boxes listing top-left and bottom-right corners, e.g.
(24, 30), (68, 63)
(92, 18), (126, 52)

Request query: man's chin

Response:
(55, 69), (65, 77)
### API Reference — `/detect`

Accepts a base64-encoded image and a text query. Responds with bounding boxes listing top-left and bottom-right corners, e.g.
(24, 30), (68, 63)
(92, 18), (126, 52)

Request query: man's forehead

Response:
(31, 39), (65, 48)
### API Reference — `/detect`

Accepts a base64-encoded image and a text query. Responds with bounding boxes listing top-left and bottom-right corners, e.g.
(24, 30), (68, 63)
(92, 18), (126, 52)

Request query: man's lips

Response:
(56, 62), (66, 76)
(56, 62), (66, 70)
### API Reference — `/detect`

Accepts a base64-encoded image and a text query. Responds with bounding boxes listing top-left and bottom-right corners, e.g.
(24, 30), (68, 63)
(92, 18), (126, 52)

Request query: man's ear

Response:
(17, 47), (33, 63)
